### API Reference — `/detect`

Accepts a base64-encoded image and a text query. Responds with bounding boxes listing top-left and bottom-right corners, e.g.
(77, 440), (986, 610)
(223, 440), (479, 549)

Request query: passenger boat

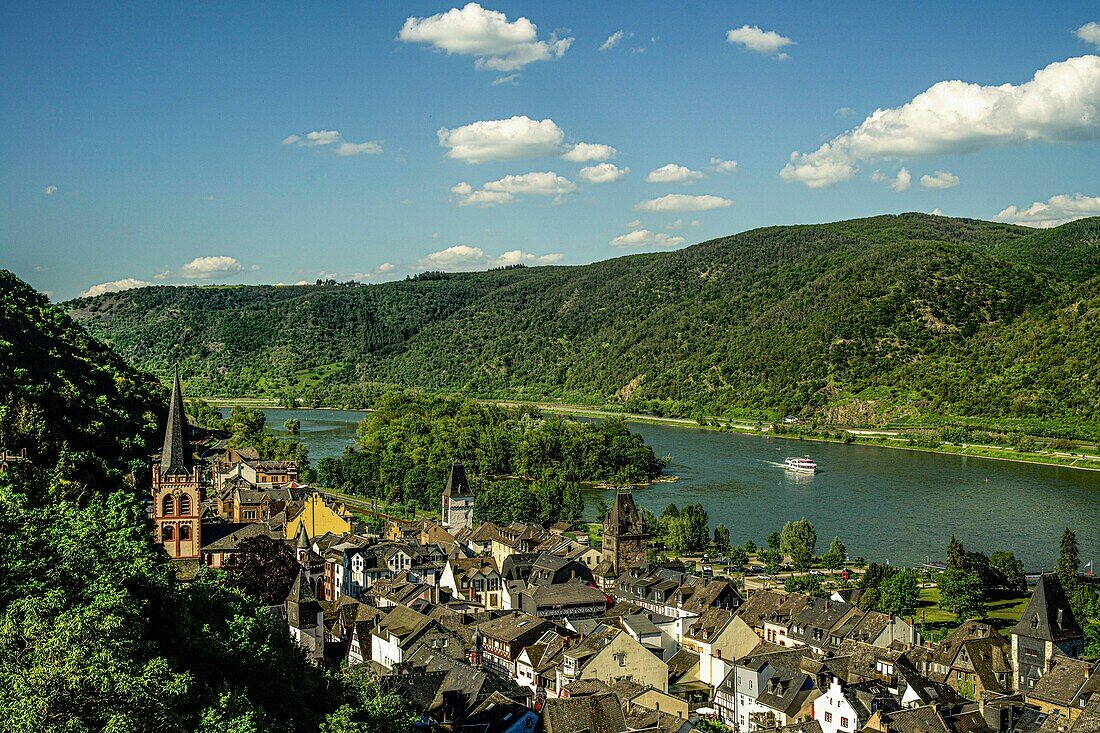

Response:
(784, 456), (818, 473)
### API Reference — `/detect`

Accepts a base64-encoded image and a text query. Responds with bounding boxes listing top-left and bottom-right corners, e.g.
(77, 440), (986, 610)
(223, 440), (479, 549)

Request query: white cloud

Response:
(993, 192), (1100, 228)
(350, 262), (399, 280)
(42, 185), (58, 195)
(80, 278), (153, 298)
(438, 116), (564, 163)
(483, 171), (576, 196)
(835, 107), (855, 117)
(930, 208), (945, 216)
(398, 3), (571, 72)
(871, 167), (911, 192)
(335, 141), (383, 156)
(561, 142), (617, 162)
(578, 163), (628, 183)
(1077, 22), (1100, 47)
(626, 219), (643, 229)
(600, 30), (627, 51)
(610, 229), (686, 248)
(492, 73), (519, 86)
(708, 157), (737, 174)
(180, 255), (245, 279)
(284, 130), (382, 156)
(691, 220), (701, 227)
(781, 55), (1100, 188)
(634, 194), (733, 212)
(726, 25), (793, 58)
(418, 244), (562, 270)
(646, 163), (705, 183)
(920, 170), (960, 190)
(452, 181), (515, 207)
(666, 219), (684, 230)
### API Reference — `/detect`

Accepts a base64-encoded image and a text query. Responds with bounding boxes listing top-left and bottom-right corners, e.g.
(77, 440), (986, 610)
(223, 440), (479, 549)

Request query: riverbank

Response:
(202, 396), (1100, 473)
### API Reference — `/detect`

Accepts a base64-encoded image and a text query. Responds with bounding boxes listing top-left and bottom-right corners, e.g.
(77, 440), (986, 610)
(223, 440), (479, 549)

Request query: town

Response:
(152, 372), (1100, 733)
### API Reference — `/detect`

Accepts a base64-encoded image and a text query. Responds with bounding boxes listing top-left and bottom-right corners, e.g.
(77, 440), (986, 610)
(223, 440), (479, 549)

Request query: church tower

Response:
(441, 461), (475, 533)
(602, 489), (651, 575)
(152, 368), (202, 560)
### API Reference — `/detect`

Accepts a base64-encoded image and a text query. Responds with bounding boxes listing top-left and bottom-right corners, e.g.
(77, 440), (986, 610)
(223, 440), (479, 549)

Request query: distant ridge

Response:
(65, 214), (1100, 433)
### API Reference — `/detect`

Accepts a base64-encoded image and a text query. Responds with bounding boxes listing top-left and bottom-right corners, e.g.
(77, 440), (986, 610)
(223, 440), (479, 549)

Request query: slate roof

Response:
(876, 704), (951, 733)
(541, 692), (628, 733)
(1012, 574), (1083, 642)
(1028, 657), (1096, 708)
(159, 368), (192, 476)
(201, 521), (278, 551)
(478, 612), (549, 643)
(443, 462), (474, 498)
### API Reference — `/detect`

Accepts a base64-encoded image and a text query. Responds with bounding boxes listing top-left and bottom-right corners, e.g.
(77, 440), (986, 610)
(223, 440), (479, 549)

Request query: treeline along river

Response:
(258, 408), (1100, 570)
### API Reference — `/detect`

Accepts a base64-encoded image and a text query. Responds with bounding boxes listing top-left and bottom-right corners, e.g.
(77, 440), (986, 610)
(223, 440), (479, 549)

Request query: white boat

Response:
(784, 456), (818, 473)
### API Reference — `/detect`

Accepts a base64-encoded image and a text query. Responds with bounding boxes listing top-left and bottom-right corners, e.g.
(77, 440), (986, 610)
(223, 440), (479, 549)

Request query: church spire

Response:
(159, 366), (191, 476)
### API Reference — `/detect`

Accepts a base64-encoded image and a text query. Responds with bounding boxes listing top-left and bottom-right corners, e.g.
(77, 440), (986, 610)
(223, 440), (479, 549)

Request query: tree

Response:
(780, 518), (817, 571)
(940, 568), (986, 620)
(822, 536), (847, 570)
(593, 495), (610, 524)
(713, 524), (731, 555)
(878, 569), (919, 616)
(1057, 528), (1080, 591)
(223, 535), (302, 606)
(284, 418), (301, 435)
(760, 549), (782, 575)
(728, 546), (749, 569)
(989, 551), (1027, 594)
(743, 539), (758, 555)
(560, 483), (585, 523)
(785, 573), (825, 597)
(766, 531), (782, 550)
(946, 535), (964, 571)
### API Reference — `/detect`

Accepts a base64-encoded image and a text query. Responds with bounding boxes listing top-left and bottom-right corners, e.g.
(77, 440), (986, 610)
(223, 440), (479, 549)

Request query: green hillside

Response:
(65, 214), (1100, 436)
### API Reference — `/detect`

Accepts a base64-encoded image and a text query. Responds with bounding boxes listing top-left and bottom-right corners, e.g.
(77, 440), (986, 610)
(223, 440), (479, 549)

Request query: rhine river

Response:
(258, 408), (1100, 570)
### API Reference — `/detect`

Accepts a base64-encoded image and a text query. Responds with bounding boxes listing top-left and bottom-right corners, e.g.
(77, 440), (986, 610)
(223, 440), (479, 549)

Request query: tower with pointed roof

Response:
(151, 368), (202, 560)
(1010, 572), (1084, 690)
(601, 489), (651, 575)
(441, 461), (475, 533)
(286, 569), (325, 663)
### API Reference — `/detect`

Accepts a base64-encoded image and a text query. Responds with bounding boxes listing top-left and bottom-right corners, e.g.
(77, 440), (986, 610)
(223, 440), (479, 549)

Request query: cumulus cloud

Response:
(438, 116), (564, 163)
(283, 130), (382, 156)
(708, 157), (737, 174)
(781, 55), (1100, 188)
(80, 278), (153, 298)
(726, 25), (793, 59)
(600, 30), (629, 51)
(561, 142), (617, 162)
(610, 229), (686, 248)
(578, 163), (628, 183)
(871, 167), (912, 192)
(920, 170), (960, 190)
(418, 244), (562, 270)
(993, 192), (1100, 228)
(398, 3), (571, 73)
(1077, 22), (1100, 47)
(181, 256), (245, 279)
(42, 185), (58, 195)
(634, 194), (733, 212)
(626, 219), (643, 229)
(452, 171), (574, 205)
(646, 163), (705, 184)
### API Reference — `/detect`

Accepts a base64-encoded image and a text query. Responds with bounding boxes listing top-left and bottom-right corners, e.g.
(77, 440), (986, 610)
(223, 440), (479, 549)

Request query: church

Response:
(151, 370), (203, 560)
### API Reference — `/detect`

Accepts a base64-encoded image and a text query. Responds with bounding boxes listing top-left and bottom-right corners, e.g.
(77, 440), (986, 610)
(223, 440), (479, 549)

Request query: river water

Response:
(258, 407), (1100, 570)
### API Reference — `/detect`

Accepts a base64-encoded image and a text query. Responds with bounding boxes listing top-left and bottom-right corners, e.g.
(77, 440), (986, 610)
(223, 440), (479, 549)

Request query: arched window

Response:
(179, 494), (192, 516)
(181, 524), (192, 541)
(162, 495), (175, 516)
(162, 525), (174, 541)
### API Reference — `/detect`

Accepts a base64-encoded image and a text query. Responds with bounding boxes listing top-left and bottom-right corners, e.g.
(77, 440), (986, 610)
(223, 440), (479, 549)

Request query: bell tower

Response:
(152, 368), (202, 560)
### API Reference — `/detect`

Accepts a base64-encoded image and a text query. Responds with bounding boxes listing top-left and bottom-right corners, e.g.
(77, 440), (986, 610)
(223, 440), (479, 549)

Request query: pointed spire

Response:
(295, 521), (310, 550)
(287, 568), (317, 605)
(444, 461), (473, 497)
(159, 366), (191, 476)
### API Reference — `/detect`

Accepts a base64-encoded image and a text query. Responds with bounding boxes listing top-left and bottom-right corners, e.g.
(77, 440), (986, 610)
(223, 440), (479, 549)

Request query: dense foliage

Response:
(67, 215), (1100, 437)
(315, 391), (665, 511)
(0, 272), (408, 731)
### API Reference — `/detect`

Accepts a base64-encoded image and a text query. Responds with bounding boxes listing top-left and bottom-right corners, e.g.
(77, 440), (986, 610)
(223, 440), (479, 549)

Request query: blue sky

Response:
(3, 1), (1099, 300)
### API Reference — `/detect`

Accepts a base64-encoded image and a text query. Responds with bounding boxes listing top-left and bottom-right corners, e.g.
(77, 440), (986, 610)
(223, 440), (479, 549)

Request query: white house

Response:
(815, 677), (862, 733)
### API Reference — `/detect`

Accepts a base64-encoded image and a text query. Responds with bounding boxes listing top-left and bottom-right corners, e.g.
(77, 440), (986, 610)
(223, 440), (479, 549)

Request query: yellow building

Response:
(285, 492), (353, 540)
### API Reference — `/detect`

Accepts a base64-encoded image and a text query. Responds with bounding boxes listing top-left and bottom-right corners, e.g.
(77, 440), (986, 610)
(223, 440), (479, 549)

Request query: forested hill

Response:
(66, 214), (1100, 433)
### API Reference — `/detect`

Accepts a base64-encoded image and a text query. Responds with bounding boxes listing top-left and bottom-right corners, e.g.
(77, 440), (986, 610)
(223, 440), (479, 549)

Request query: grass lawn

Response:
(916, 586), (1030, 638)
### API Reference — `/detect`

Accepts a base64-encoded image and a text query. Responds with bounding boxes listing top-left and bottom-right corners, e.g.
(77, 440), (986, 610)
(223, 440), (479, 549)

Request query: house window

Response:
(162, 495), (175, 516)
(181, 524), (192, 541)
(825, 713), (832, 723)
(162, 525), (174, 541)
(179, 494), (191, 515)
(841, 718), (849, 729)
(244, 510), (257, 520)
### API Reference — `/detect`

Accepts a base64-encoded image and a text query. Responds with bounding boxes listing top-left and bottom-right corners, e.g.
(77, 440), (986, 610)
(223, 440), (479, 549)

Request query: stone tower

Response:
(441, 461), (475, 533)
(1010, 572), (1084, 690)
(151, 368), (202, 560)
(602, 489), (651, 575)
(286, 569), (325, 664)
